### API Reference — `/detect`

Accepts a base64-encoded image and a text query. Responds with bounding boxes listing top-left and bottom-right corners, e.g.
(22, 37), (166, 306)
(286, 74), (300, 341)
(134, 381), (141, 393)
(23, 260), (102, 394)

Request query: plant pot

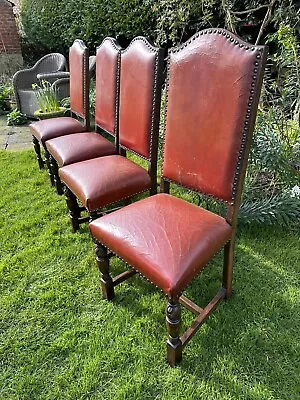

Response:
(34, 107), (67, 120)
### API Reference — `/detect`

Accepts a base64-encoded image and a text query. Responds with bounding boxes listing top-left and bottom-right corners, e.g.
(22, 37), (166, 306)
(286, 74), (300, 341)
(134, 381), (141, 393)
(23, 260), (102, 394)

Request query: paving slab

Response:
(0, 115), (32, 151)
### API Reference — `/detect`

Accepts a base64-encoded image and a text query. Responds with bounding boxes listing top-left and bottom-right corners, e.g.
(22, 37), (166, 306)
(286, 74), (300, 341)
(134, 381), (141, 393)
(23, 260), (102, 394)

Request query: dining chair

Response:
(45, 37), (122, 195)
(59, 37), (165, 231)
(29, 39), (90, 181)
(89, 28), (268, 366)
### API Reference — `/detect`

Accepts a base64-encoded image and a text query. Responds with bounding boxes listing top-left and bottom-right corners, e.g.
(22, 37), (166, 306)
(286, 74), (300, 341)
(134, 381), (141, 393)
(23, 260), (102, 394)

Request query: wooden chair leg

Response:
(64, 186), (81, 232)
(166, 300), (182, 366)
(223, 239), (235, 298)
(32, 135), (44, 169)
(94, 240), (115, 301)
(49, 155), (63, 195)
(44, 150), (55, 187)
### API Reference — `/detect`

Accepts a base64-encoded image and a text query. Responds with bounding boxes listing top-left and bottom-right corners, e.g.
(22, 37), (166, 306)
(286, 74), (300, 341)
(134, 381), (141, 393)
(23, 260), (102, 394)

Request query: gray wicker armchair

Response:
(13, 53), (67, 118)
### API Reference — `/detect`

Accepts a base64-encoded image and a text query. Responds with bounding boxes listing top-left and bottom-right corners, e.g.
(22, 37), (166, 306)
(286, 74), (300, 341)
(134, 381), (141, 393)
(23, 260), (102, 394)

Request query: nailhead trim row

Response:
(161, 28), (265, 203)
(94, 236), (231, 300)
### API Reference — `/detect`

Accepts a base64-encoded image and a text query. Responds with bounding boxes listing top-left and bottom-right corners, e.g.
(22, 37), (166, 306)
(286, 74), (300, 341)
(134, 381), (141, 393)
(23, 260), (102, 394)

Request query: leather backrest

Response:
(119, 37), (163, 160)
(95, 38), (121, 136)
(162, 29), (267, 203)
(69, 40), (89, 118)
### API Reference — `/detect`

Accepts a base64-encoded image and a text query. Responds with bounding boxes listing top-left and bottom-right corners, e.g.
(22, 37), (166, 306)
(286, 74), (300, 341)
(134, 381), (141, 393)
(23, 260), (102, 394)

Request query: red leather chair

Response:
(89, 29), (268, 366)
(59, 37), (165, 232)
(45, 38), (122, 195)
(30, 40), (90, 181)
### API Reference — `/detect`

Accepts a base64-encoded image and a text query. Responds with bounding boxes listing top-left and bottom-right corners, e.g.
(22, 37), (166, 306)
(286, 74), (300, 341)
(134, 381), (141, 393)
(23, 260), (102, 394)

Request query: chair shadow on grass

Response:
(99, 225), (298, 399)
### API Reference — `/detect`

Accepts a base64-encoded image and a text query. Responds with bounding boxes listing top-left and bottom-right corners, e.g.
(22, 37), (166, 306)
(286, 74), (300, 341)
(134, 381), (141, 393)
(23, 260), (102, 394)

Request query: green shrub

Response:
(20, 0), (157, 52)
(7, 109), (27, 126)
(0, 79), (13, 115)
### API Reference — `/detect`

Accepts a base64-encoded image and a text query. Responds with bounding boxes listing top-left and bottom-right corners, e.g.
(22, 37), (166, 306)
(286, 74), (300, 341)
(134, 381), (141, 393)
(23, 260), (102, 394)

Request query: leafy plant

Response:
(0, 78), (13, 115)
(32, 80), (61, 113)
(7, 109), (27, 126)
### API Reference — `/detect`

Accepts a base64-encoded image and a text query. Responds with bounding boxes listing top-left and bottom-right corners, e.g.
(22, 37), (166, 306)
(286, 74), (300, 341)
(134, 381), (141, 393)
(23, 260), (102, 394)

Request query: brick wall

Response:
(0, 0), (23, 75)
(0, 0), (22, 54)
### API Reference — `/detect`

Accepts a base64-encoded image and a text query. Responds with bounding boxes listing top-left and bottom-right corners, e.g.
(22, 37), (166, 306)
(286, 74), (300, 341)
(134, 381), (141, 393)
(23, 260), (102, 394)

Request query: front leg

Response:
(94, 240), (115, 301)
(49, 154), (63, 195)
(166, 300), (182, 366)
(32, 135), (44, 169)
(64, 186), (81, 232)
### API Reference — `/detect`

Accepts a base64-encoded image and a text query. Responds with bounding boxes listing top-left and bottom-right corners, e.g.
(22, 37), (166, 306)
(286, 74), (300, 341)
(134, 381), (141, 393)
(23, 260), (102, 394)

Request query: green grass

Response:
(0, 150), (299, 400)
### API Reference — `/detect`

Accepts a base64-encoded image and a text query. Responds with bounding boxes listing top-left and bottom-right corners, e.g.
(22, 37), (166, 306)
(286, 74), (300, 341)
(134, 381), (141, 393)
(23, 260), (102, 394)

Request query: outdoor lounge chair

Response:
(13, 53), (67, 118)
(45, 38), (121, 195)
(58, 37), (164, 232)
(88, 28), (268, 366)
(29, 40), (90, 179)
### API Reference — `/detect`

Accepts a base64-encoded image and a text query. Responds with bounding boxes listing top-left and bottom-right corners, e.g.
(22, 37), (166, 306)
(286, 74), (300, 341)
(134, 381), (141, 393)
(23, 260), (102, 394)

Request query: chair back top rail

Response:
(160, 28), (268, 225)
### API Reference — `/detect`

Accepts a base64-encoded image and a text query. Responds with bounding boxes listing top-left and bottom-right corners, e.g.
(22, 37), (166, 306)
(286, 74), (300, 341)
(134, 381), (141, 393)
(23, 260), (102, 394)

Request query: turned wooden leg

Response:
(166, 300), (182, 366)
(223, 240), (235, 298)
(44, 150), (55, 187)
(89, 211), (99, 222)
(64, 186), (80, 232)
(32, 135), (44, 169)
(49, 155), (63, 195)
(94, 240), (115, 301)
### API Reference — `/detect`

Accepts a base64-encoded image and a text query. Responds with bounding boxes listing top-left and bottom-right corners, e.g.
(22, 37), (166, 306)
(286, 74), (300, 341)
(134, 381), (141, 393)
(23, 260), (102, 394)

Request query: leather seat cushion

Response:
(30, 117), (84, 146)
(89, 193), (232, 298)
(46, 132), (117, 167)
(59, 155), (152, 211)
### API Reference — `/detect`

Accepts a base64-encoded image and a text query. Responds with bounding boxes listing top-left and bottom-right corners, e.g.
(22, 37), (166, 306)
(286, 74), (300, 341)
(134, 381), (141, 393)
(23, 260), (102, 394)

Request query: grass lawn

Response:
(0, 150), (299, 400)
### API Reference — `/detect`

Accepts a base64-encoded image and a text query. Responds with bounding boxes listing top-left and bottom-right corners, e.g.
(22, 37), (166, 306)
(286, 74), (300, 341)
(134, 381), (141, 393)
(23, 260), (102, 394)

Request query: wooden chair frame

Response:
(48, 38), (122, 196)
(65, 37), (165, 232)
(33, 40), (90, 183)
(92, 29), (268, 366)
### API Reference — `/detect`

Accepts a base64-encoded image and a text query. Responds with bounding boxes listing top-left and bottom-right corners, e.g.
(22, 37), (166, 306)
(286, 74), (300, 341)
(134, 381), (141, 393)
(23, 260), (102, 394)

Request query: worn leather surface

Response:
(119, 39), (156, 159)
(95, 39), (119, 135)
(59, 155), (151, 211)
(30, 117), (84, 146)
(69, 41), (86, 117)
(162, 33), (259, 202)
(89, 193), (232, 298)
(46, 132), (117, 167)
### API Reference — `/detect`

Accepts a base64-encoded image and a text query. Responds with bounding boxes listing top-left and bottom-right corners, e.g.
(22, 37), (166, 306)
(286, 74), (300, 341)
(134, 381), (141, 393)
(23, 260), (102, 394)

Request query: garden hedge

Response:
(20, 0), (157, 53)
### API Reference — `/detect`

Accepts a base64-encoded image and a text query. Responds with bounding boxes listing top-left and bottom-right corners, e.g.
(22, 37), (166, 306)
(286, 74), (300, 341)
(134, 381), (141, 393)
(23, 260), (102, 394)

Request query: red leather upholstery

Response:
(46, 132), (117, 167)
(90, 193), (232, 298)
(95, 38), (120, 135)
(162, 31), (261, 203)
(59, 155), (151, 211)
(69, 40), (87, 118)
(119, 38), (158, 159)
(30, 117), (84, 147)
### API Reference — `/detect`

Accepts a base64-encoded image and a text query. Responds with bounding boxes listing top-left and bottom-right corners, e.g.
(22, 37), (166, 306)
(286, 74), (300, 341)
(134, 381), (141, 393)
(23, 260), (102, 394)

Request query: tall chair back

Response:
(161, 28), (267, 226)
(119, 37), (165, 193)
(95, 38), (122, 147)
(69, 40), (90, 130)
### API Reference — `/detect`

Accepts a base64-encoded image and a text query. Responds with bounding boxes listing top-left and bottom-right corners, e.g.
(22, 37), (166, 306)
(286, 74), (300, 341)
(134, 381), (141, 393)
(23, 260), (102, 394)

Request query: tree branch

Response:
(255, 0), (277, 45)
(231, 5), (269, 16)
